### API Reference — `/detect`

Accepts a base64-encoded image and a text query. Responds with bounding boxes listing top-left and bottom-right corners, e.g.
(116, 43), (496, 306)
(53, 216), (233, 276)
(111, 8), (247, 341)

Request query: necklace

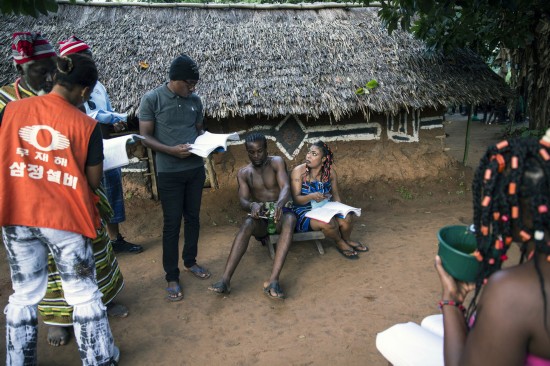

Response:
(14, 78), (22, 100)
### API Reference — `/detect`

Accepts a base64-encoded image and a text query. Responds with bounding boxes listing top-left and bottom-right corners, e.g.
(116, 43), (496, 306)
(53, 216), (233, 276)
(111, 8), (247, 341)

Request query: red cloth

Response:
(11, 32), (56, 64)
(59, 35), (90, 56)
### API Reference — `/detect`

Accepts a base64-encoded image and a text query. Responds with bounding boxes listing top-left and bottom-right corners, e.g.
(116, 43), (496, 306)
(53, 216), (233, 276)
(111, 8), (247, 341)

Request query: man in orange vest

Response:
(0, 34), (119, 365)
(0, 32), (126, 354)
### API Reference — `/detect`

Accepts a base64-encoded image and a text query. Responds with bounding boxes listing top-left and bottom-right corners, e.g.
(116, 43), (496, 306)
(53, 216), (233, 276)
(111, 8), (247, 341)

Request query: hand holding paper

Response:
(103, 134), (145, 171)
(189, 131), (239, 158)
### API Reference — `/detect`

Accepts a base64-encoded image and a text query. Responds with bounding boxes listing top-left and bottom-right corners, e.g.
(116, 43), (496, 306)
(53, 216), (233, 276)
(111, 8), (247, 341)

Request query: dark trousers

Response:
(157, 166), (206, 282)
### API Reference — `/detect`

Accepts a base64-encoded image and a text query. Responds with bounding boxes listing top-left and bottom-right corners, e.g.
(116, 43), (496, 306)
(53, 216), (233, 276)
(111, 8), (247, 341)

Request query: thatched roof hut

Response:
(0, 2), (510, 123)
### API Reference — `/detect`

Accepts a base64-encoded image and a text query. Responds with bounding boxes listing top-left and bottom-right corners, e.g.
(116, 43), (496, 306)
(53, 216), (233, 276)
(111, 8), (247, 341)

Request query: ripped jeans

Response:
(2, 226), (115, 366)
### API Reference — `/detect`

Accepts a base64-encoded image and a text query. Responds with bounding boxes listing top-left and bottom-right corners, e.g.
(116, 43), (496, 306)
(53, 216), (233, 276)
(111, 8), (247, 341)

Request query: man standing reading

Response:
(139, 54), (210, 302)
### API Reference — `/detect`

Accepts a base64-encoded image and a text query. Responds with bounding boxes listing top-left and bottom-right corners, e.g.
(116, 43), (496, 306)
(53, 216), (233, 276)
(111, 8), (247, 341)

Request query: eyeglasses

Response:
(184, 80), (198, 88)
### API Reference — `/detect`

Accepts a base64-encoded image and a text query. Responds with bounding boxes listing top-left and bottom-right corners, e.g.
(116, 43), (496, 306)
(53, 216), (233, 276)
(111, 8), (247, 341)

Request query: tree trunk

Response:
(518, 15), (550, 131)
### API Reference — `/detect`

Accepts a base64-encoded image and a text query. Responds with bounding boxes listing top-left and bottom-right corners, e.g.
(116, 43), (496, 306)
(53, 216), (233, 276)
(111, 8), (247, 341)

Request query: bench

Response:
(266, 231), (325, 259)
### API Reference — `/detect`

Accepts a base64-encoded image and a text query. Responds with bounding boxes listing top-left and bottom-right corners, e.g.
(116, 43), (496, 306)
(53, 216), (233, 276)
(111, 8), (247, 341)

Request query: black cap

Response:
(169, 54), (199, 81)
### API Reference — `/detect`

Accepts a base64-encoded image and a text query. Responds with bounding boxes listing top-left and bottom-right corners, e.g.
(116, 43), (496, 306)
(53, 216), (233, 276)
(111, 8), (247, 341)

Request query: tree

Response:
(361, 0), (550, 131)
(0, 0), (84, 17)
(1, 0), (57, 17)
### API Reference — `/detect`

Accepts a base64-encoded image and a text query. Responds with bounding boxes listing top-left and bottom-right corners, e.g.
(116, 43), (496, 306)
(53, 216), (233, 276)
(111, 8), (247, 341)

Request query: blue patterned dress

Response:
(293, 179), (333, 232)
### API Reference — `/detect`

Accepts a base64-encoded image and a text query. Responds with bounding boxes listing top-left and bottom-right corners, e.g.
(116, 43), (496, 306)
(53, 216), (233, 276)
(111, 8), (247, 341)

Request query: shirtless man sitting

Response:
(208, 132), (296, 300)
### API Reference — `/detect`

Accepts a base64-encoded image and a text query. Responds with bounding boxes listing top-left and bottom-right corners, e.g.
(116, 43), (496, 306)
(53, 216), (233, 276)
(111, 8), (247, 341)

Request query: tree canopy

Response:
(0, 0), (61, 17)
(2, 0), (548, 129)
(368, 0), (548, 57)
(360, 0), (550, 130)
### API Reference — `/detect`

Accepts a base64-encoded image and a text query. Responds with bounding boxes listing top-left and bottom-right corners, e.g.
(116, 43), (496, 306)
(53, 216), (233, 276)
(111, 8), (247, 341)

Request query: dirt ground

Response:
(0, 114), (510, 365)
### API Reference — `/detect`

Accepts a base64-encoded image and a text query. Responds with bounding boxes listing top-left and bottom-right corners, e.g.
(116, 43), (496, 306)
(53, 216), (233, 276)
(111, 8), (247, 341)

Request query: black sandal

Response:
(336, 247), (359, 260)
(347, 240), (369, 252)
(263, 281), (285, 300)
(208, 280), (231, 294)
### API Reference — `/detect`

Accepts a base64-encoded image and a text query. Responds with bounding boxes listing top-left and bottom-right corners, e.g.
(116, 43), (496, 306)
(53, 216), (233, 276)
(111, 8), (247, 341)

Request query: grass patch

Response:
(396, 186), (414, 200)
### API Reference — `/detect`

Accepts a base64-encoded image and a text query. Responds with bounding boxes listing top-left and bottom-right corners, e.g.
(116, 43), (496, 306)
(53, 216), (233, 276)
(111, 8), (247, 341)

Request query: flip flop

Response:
(336, 247), (359, 260)
(184, 264), (211, 279)
(263, 281), (285, 301)
(166, 282), (184, 302)
(347, 240), (369, 252)
(208, 280), (231, 294)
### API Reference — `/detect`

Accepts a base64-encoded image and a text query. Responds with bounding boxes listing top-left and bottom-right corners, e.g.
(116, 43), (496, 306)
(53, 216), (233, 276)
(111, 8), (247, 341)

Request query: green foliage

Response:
(366, 79), (379, 89)
(0, 0), (64, 17)
(139, 0), (353, 3)
(360, 0), (550, 58)
(396, 186), (414, 200)
(502, 125), (546, 139)
(355, 79), (379, 95)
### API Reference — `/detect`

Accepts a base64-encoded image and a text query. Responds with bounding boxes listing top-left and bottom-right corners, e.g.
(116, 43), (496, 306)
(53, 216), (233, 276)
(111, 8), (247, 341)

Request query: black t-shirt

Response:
(0, 104), (104, 166)
(86, 124), (104, 166)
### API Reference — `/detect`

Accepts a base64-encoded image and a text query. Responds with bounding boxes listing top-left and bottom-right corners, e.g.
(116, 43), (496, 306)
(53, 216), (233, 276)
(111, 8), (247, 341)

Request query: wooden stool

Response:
(266, 231), (325, 260)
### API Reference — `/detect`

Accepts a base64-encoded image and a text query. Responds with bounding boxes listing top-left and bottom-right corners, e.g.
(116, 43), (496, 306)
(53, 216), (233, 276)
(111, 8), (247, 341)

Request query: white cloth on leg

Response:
(3, 226), (115, 366)
(376, 315), (444, 366)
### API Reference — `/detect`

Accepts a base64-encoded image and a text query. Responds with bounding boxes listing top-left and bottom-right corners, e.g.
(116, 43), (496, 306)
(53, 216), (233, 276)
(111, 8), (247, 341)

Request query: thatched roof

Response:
(0, 2), (511, 121)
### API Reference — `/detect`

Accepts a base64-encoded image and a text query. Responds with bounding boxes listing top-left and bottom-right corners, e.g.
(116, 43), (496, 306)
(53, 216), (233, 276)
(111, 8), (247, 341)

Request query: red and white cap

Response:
(11, 32), (56, 64)
(59, 35), (90, 56)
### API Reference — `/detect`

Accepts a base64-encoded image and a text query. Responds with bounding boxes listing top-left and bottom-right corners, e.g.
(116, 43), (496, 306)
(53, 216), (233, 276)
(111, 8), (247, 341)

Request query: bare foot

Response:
(335, 240), (359, 259)
(345, 240), (369, 252)
(336, 240), (357, 254)
(47, 326), (70, 347)
(107, 302), (129, 318)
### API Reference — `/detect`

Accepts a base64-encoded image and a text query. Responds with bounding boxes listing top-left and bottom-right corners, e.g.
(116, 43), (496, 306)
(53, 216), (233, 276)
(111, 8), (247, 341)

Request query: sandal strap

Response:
(264, 281), (284, 298)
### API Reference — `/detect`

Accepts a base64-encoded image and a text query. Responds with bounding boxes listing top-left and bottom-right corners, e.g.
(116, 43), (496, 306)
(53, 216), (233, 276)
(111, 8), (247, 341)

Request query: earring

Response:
(81, 90), (90, 103)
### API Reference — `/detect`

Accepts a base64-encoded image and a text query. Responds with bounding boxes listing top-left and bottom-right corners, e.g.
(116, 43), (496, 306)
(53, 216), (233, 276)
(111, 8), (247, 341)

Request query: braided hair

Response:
(304, 140), (334, 183)
(245, 132), (267, 149)
(55, 53), (98, 91)
(470, 135), (550, 330)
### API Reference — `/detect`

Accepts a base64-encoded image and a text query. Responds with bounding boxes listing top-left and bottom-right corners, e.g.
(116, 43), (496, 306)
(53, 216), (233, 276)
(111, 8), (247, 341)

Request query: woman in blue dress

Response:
(290, 141), (368, 259)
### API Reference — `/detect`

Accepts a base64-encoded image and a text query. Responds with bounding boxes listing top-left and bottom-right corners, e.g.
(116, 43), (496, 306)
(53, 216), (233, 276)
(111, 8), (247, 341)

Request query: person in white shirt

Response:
(59, 36), (143, 255)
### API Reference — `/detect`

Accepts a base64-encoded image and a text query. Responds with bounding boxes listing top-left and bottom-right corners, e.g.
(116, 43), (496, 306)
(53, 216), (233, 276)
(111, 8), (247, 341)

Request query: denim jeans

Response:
(157, 166), (206, 282)
(2, 226), (115, 366)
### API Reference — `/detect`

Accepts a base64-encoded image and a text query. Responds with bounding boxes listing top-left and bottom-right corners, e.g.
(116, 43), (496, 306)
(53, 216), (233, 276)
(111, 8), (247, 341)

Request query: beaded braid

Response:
(304, 140), (334, 183)
(469, 136), (550, 331)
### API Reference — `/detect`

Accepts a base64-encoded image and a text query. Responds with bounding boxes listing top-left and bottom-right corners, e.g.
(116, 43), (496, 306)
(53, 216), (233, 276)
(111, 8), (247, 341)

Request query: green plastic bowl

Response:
(437, 225), (480, 283)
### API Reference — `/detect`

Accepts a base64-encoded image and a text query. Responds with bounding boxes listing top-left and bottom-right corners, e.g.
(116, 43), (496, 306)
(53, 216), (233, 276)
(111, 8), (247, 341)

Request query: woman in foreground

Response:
(436, 133), (550, 365)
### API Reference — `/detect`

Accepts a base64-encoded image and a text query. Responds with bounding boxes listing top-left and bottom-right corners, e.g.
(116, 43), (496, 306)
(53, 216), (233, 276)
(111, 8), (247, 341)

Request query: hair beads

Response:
(470, 136), (550, 329)
(304, 140), (334, 183)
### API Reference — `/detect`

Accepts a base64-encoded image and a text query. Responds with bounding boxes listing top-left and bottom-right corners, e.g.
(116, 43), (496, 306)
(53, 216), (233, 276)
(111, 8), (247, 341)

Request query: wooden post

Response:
(204, 156), (218, 190)
(463, 104), (472, 165)
(145, 147), (159, 201)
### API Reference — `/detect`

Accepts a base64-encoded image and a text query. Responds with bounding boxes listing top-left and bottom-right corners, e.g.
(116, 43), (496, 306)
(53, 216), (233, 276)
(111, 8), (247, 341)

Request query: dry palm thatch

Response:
(0, 2), (511, 121)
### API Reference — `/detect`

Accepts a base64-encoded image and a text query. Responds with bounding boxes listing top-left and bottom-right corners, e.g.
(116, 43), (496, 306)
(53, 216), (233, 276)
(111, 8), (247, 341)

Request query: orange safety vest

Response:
(0, 93), (100, 238)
